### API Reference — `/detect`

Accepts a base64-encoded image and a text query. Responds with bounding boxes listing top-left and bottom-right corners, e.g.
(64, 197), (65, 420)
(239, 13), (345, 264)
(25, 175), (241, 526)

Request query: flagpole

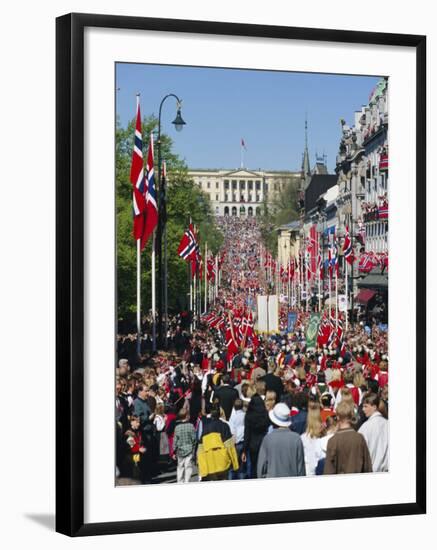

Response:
(335, 269), (338, 329)
(204, 243), (208, 313)
(345, 256), (349, 332)
(305, 253), (309, 313)
(151, 232), (157, 352)
(215, 255), (219, 303)
(190, 263), (193, 333)
(136, 239), (142, 357)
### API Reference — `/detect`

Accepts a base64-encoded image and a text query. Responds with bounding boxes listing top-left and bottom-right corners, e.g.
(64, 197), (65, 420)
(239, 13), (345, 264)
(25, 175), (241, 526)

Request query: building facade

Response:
(188, 168), (300, 217)
(336, 77), (389, 254)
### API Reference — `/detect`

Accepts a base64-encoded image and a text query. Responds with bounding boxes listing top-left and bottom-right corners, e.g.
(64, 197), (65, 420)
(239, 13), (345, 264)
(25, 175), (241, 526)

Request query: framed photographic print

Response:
(56, 13), (426, 536)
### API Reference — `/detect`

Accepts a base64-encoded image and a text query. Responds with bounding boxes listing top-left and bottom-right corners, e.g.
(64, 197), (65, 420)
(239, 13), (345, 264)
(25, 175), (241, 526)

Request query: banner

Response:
(338, 294), (347, 312)
(306, 313), (321, 349)
(287, 312), (297, 333)
(257, 295), (279, 333)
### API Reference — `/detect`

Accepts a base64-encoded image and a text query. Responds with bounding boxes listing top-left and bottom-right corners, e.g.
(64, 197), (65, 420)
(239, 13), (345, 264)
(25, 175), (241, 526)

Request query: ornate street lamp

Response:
(156, 94), (186, 350)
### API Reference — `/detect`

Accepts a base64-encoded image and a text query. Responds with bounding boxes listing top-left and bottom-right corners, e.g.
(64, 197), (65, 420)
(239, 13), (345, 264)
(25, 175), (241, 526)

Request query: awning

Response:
(356, 289), (376, 304)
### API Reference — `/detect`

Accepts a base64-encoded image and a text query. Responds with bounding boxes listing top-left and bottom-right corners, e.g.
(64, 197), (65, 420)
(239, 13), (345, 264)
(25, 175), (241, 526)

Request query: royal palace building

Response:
(188, 168), (300, 217)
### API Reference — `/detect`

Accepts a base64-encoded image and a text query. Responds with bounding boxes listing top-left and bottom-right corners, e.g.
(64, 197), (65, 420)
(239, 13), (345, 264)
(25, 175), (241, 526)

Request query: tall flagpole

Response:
(136, 239), (142, 356)
(189, 263), (193, 333)
(204, 243), (208, 313)
(345, 256), (349, 331)
(151, 233), (157, 351)
(335, 269), (338, 329)
(215, 255), (219, 302)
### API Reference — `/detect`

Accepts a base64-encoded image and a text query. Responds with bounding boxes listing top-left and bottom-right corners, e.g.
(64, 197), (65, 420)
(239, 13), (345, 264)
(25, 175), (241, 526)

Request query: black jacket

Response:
(214, 385), (239, 420)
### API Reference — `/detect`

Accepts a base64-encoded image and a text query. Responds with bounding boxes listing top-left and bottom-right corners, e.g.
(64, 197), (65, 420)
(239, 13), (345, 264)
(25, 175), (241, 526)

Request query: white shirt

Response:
(300, 433), (324, 476)
(358, 411), (389, 472)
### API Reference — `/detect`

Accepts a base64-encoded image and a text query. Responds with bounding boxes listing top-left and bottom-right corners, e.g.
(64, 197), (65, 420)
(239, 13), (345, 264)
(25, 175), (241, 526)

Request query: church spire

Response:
(301, 114), (311, 184)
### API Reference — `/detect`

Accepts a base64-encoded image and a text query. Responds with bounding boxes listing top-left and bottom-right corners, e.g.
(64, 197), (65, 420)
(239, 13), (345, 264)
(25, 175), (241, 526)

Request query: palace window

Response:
(232, 180), (237, 189)
(255, 180), (261, 190)
(224, 180), (229, 189)
(239, 180), (246, 189)
(248, 181), (253, 190)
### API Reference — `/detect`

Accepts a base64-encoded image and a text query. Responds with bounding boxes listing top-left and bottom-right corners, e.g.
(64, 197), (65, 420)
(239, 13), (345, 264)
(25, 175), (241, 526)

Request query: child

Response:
(124, 415), (146, 480)
(173, 408), (197, 483)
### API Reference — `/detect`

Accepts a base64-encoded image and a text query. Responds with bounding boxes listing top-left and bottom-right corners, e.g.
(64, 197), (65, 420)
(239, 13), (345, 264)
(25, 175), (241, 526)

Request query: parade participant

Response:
(358, 393), (389, 472)
(228, 399), (247, 480)
(300, 401), (325, 475)
(257, 403), (306, 478)
(324, 400), (373, 475)
(212, 373), (239, 420)
(242, 392), (270, 478)
(173, 408), (197, 483)
(197, 405), (239, 481)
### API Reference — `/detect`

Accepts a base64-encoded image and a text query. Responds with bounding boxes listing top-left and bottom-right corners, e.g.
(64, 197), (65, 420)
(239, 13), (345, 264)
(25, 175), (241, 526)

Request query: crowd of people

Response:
(116, 218), (389, 484)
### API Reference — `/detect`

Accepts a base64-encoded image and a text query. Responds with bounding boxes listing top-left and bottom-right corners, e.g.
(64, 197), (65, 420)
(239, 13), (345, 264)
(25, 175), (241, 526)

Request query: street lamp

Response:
(156, 93), (186, 350)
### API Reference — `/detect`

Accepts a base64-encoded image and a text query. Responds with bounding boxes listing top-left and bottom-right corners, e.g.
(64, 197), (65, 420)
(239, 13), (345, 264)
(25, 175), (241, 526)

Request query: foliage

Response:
(116, 115), (223, 322)
(259, 176), (301, 255)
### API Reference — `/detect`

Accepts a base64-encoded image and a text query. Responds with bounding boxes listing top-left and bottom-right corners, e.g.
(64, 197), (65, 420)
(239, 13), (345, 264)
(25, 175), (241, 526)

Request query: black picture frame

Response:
(56, 12), (426, 537)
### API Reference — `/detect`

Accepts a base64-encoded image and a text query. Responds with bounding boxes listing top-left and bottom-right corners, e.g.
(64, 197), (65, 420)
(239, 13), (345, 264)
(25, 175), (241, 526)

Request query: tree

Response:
(116, 116), (223, 325)
(259, 176), (300, 254)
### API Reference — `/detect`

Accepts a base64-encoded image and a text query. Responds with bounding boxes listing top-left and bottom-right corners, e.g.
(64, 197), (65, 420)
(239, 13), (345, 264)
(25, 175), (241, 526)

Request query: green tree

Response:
(116, 116), (223, 323)
(259, 176), (301, 254)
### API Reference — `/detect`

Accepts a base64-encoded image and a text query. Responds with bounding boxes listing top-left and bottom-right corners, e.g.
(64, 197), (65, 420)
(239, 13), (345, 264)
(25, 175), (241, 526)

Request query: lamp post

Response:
(156, 94), (186, 349)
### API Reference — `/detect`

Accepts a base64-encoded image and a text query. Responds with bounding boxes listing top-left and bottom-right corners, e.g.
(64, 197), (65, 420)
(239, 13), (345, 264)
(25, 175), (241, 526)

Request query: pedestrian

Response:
(173, 408), (197, 483)
(197, 405), (239, 481)
(242, 393), (270, 478)
(300, 401), (324, 475)
(358, 393), (389, 472)
(324, 400), (373, 475)
(257, 403), (306, 478)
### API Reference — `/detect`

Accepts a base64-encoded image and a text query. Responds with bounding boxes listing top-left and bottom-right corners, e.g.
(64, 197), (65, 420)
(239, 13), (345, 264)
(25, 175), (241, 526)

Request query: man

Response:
(197, 405), (239, 481)
(228, 399), (247, 479)
(358, 393), (389, 472)
(257, 403), (306, 478)
(213, 373), (239, 420)
(133, 384), (152, 427)
(261, 362), (284, 399)
(133, 384), (156, 483)
(324, 400), (373, 475)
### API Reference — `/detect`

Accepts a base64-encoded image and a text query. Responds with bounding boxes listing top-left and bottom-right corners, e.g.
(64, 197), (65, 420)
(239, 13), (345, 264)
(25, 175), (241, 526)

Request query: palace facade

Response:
(188, 168), (300, 217)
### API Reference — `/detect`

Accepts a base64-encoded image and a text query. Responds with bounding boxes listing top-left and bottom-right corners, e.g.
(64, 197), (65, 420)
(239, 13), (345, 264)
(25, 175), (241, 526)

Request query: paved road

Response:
(116, 460), (199, 486)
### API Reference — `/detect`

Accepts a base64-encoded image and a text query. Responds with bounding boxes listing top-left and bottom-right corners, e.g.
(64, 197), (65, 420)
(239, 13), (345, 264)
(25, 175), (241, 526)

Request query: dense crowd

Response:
(116, 218), (389, 484)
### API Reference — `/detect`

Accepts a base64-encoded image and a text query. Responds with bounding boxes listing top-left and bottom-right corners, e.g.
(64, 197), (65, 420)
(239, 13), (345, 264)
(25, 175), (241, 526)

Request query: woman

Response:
(242, 393), (270, 478)
(300, 401), (325, 475)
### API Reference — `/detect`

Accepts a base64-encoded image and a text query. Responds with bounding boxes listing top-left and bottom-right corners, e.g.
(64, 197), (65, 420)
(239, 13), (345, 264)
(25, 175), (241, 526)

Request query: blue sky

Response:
(116, 63), (380, 173)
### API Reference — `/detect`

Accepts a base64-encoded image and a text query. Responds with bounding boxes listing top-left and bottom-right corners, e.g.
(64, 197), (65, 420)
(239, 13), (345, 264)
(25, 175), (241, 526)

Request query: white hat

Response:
(269, 403), (292, 428)
(243, 351), (250, 358)
(241, 357), (249, 366)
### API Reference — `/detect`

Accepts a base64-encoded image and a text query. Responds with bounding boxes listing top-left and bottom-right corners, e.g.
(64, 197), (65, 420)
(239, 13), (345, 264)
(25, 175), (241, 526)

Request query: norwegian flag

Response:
(287, 258), (293, 281)
(141, 132), (158, 247)
(130, 97), (147, 242)
(225, 316), (239, 359)
(207, 256), (216, 281)
(342, 225), (355, 265)
(358, 251), (379, 273)
(328, 232), (339, 278)
(190, 229), (202, 280)
(317, 249), (324, 280)
(177, 223), (199, 261)
(327, 317), (337, 348)
(357, 221), (366, 245)
(317, 314), (331, 347)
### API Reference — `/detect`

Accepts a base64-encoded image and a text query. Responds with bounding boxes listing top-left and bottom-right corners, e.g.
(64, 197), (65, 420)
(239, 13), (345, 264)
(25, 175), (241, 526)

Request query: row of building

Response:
(186, 77), (389, 319)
